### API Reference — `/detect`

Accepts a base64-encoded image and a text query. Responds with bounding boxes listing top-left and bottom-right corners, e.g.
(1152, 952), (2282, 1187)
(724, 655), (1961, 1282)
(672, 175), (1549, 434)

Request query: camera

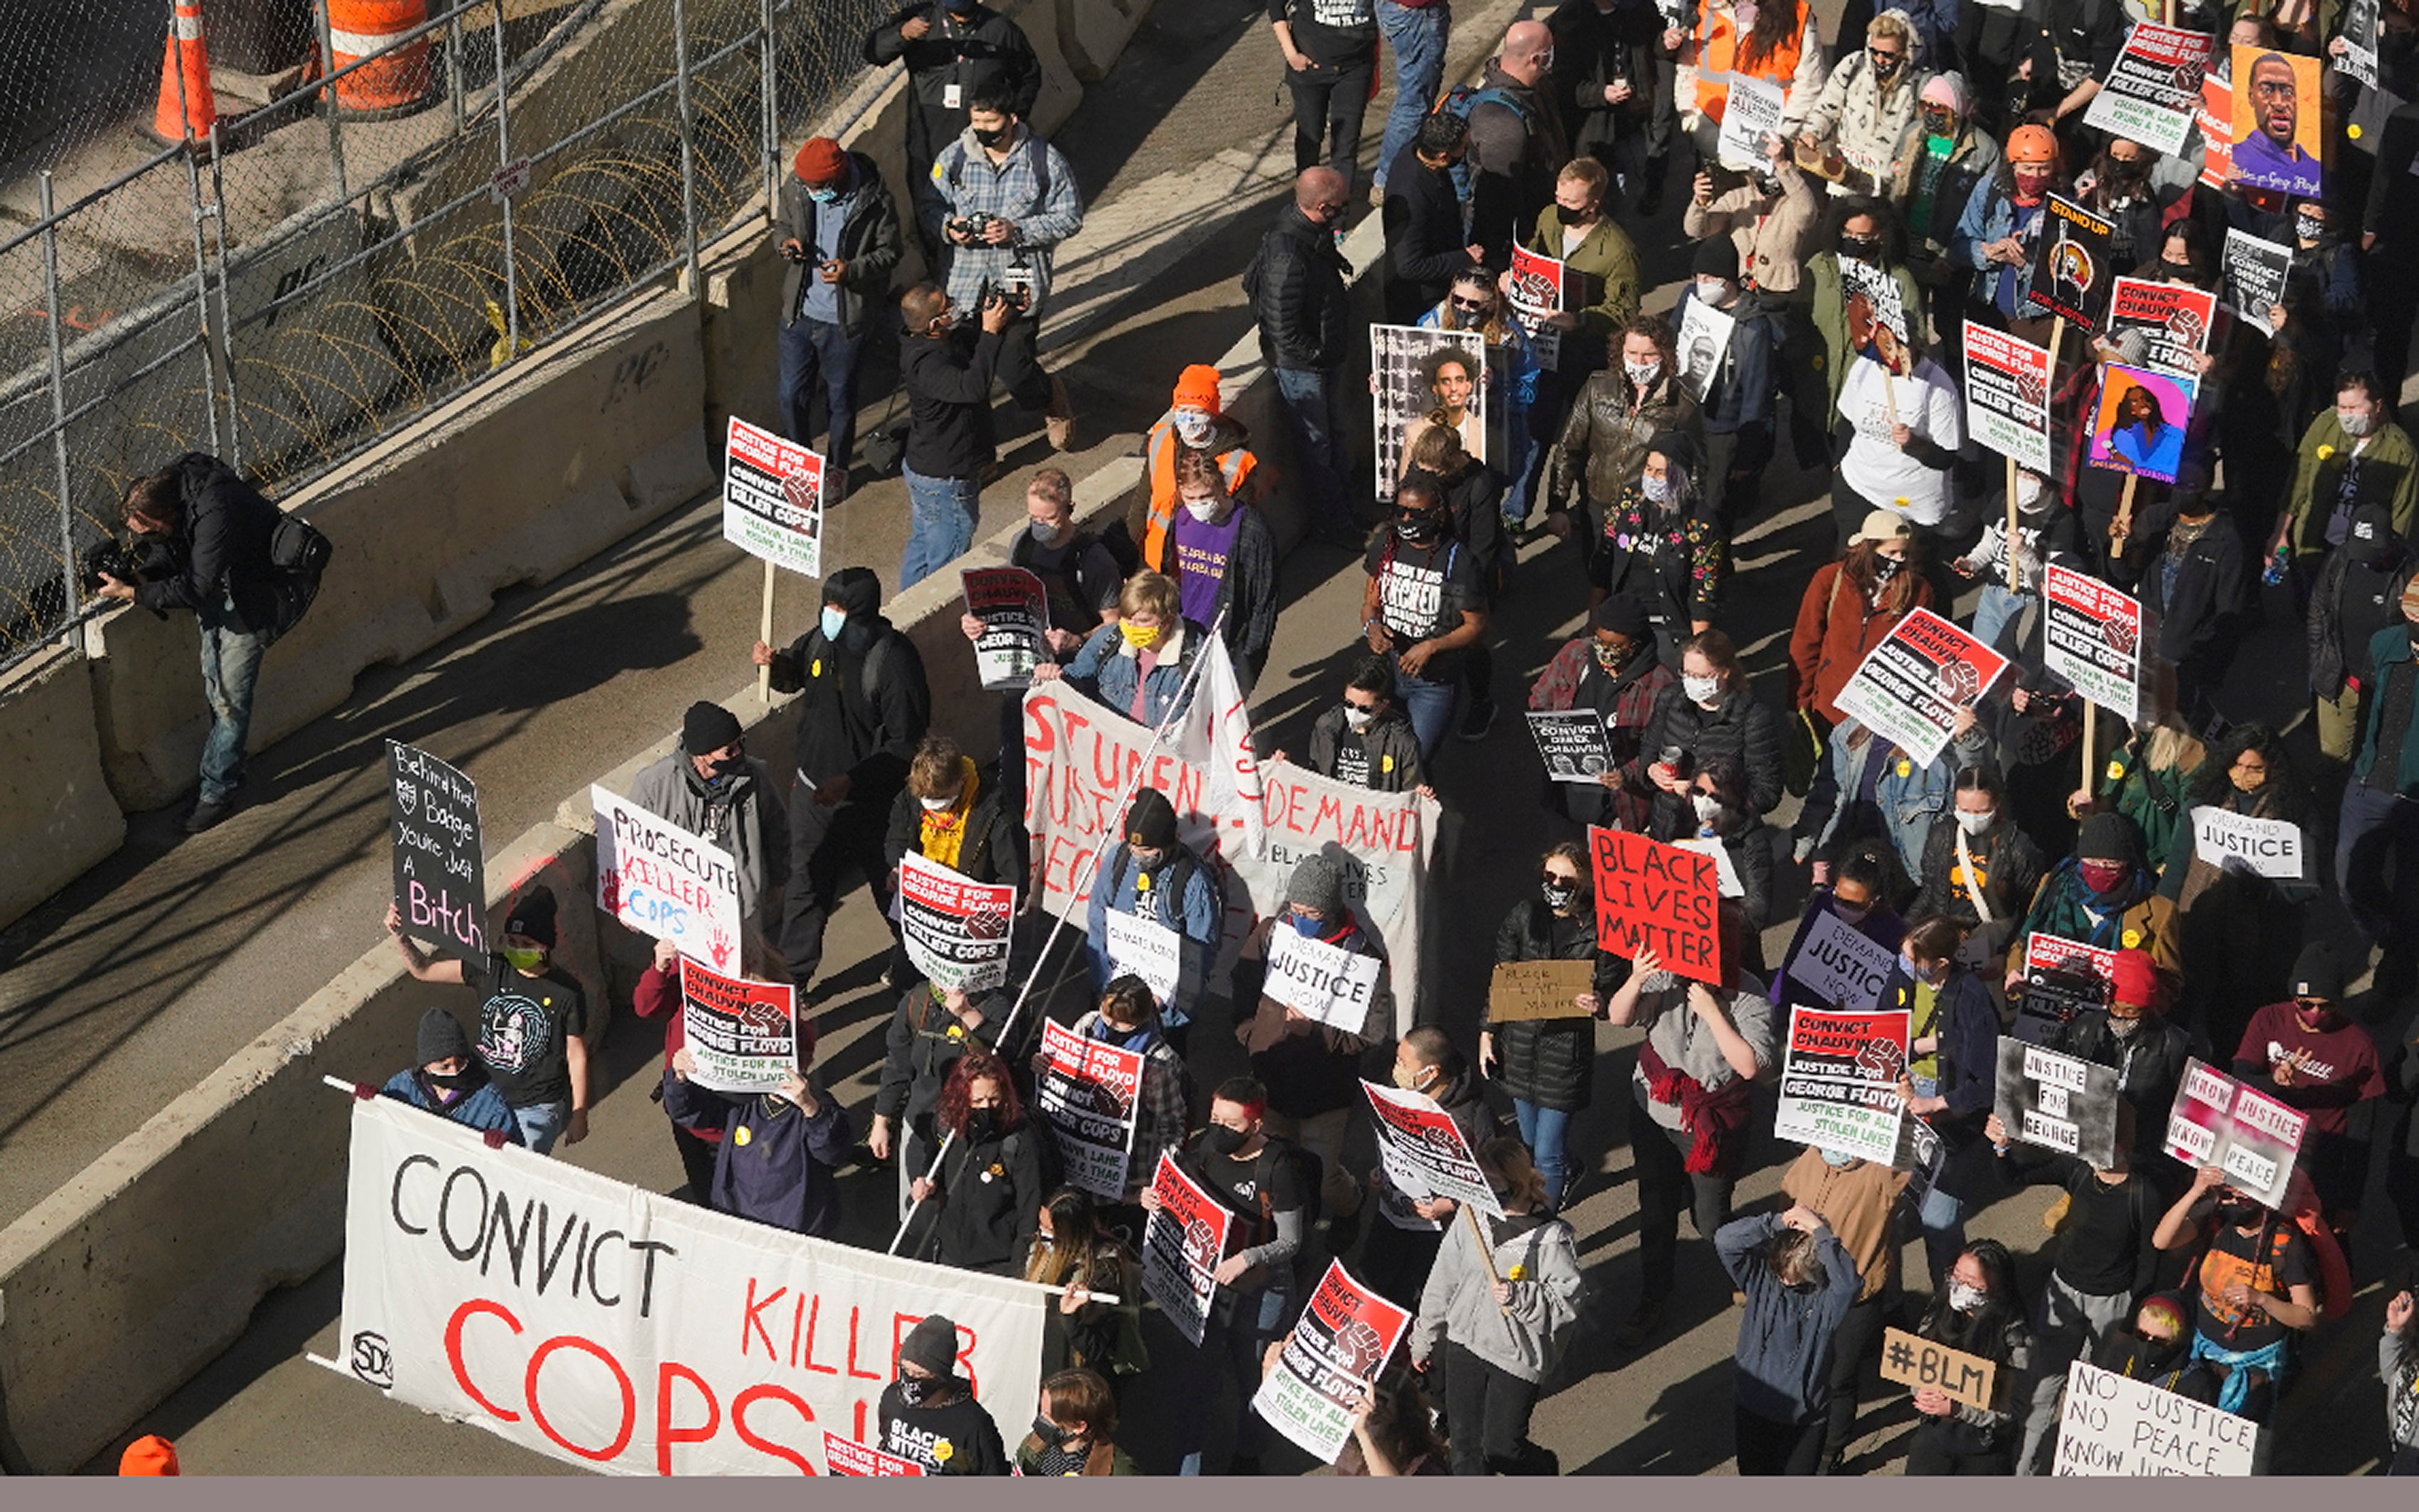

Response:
(946, 214), (997, 243)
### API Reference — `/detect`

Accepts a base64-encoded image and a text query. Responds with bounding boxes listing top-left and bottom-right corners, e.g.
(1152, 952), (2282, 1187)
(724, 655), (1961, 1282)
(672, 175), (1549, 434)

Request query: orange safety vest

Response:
(1140, 415), (1259, 572)
(1691, 0), (1805, 124)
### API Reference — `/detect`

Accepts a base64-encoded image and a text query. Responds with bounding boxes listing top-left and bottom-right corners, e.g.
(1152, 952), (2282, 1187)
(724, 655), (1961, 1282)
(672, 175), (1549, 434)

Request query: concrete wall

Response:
(0, 647), (125, 931)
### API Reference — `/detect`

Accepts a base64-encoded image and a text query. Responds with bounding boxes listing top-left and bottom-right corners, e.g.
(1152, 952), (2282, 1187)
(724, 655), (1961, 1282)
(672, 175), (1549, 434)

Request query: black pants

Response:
(1284, 53), (1376, 196)
(1904, 1417), (2014, 1474)
(1443, 1340), (1545, 1474)
(1360, 1217), (1447, 1310)
(1822, 1293), (1887, 1461)
(1777, 303), (1831, 469)
(1701, 426), (1746, 532)
(777, 790), (896, 988)
(902, 99), (962, 265)
(1735, 1404), (1827, 1475)
(671, 1120), (720, 1204)
(995, 314), (1056, 415)
(1630, 1092), (1734, 1306)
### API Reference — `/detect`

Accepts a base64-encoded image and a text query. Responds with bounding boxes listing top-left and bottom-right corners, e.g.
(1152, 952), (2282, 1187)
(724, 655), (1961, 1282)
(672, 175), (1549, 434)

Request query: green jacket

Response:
(1014, 1438), (1142, 1475)
(2094, 742), (2204, 877)
(1805, 253), (1928, 424)
(2356, 624), (2419, 798)
(1523, 207), (1642, 374)
(2284, 412), (2419, 562)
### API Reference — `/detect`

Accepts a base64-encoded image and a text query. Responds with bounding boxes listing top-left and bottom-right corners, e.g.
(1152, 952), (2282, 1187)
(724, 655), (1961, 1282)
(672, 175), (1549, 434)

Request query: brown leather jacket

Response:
(1544, 370), (1702, 511)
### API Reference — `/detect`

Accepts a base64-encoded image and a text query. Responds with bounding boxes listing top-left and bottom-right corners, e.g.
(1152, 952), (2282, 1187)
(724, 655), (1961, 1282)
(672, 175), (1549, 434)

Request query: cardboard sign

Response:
(1363, 1080), (1504, 1218)
(1832, 608), (2012, 768)
(1527, 709), (1617, 784)
(1263, 927), (1383, 1032)
(2083, 23), (2217, 154)
(1103, 908), (1184, 1005)
(2030, 195), (2115, 330)
(1676, 294), (1738, 404)
(592, 784), (743, 967)
(1774, 1007), (1911, 1162)
(2104, 277), (2217, 382)
(1963, 321), (2055, 474)
(898, 852), (1017, 992)
(1507, 244), (1563, 372)
(1142, 1152), (1235, 1346)
(1588, 825), (1723, 986)
(823, 1432), (927, 1477)
(678, 957), (799, 1094)
(1717, 75), (1786, 172)
(2190, 806), (2303, 881)
(2230, 44), (2324, 196)
(2087, 363), (2198, 485)
(1488, 959), (1600, 1022)
(1784, 909), (1897, 1013)
(962, 566), (1049, 692)
(2043, 565), (2144, 723)
(1994, 1039), (2121, 1166)
(1372, 324), (1487, 500)
(2221, 227), (2293, 337)
(722, 416), (824, 579)
(2054, 1360), (2257, 1476)
(1250, 1262), (1413, 1464)
(1881, 1327), (1999, 1412)
(1035, 1017), (1144, 1201)
(388, 741), (486, 967)
(2162, 1059), (2307, 1207)
(1840, 256), (1908, 345)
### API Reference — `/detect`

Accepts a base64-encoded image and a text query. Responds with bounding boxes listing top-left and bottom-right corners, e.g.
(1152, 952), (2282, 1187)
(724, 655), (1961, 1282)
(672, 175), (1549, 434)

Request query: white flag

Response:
(1199, 634), (1266, 861)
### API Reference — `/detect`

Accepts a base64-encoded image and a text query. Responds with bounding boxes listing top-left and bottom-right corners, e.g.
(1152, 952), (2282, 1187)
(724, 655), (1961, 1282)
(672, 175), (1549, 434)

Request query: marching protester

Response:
(663, 1032), (851, 1239)
(1268, 655), (1431, 793)
(1776, 1145), (1906, 1474)
(907, 1051), (1049, 1271)
(1903, 1241), (2032, 1474)
(1583, 429), (1723, 668)
(631, 933), (792, 1200)
(1524, 594), (1678, 831)
(2152, 1165), (2324, 1425)
(775, 135), (903, 500)
(1716, 1204), (1859, 1475)
(1882, 915), (2002, 1282)
(1017, 1367), (1141, 1475)
(2336, 578), (2419, 996)
(1519, 157), (1644, 402)
(1382, 112), (1484, 325)
(629, 700), (788, 938)
(880, 1313), (1012, 1474)
(2040, 947), (2204, 1147)
(1083, 789), (1224, 1054)
(2231, 943), (2386, 1241)
(1033, 572), (1209, 730)
(1417, 268), (1544, 535)
(2006, 812), (2180, 981)
(1249, 168), (1365, 550)
(1405, 423), (1506, 737)
(1909, 765), (2045, 972)
(1481, 841), (1624, 1209)
(1793, 715), (1957, 901)
(1788, 509), (1933, 735)
(1464, 21), (1569, 265)
(1363, 469), (1493, 759)
(1162, 448), (1281, 689)
(1795, 11), (1926, 200)
(1363, 1027), (1500, 1305)
(1546, 313), (1704, 579)
(1269, 0), (1380, 200)
(870, 980), (1010, 1218)
(883, 734), (1026, 930)
(1370, 0), (1454, 208)
(1642, 630), (1784, 817)
(988, 471), (1123, 784)
(1772, 847), (1907, 1014)
(1134, 367), (1263, 575)
(379, 1008), (524, 1144)
(2306, 504), (2415, 789)
(1669, 239), (1777, 532)
(1652, 751), (1776, 937)
(1024, 1189), (1148, 1385)
(1049, 976), (1194, 1232)
(2158, 726), (2317, 1051)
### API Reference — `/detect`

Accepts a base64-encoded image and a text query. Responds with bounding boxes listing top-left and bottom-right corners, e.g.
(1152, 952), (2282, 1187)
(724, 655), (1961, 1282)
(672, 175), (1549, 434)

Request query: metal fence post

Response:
(672, 0), (700, 298)
(493, 0), (519, 362)
(760, 0), (778, 227)
(184, 147), (222, 455)
(314, 0), (350, 202)
(447, 0), (467, 138)
(38, 172), (78, 639)
(208, 120), (243, 470)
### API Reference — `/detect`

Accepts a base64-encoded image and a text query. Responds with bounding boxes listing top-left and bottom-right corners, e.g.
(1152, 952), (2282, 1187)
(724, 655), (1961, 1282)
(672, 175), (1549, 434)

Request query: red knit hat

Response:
(2108, 948), (2162, 1012)
(120, 1436), (180, 1476)
(1171, 364), (1222, 414)
(794, 137), (847, 185)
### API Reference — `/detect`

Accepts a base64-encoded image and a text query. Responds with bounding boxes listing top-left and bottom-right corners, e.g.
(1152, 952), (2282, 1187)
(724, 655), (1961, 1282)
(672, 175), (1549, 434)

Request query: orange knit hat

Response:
(120, 1435), (180, 1476)
(1171, 364), (1222, 414)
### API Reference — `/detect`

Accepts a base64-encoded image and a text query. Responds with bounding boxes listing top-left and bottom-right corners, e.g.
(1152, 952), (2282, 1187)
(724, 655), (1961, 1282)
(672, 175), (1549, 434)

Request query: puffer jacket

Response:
(1249, 205), (1354, 371)
(1545, 369), (1704, 511)
(1643, 683), (1785, 816)
(1797, 20), (1927, 198)
(1489, 898), (1624, 1112)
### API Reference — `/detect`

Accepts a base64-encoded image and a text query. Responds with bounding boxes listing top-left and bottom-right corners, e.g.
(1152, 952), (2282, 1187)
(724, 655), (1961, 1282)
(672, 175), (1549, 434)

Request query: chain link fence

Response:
(0, 0), (892, 673)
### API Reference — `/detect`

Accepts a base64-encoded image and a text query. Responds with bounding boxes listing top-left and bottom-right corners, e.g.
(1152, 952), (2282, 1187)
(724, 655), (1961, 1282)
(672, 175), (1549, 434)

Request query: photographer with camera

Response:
(897, 281), (1015, 589)
(927, 90), (1083, 454)
(777, 137), (902, 505)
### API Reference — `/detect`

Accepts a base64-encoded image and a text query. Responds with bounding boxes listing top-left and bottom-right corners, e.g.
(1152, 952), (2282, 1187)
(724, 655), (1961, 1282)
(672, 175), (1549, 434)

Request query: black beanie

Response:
(2076, 812), (2141, 866)
(417, 1008), (471, 1066)
(2289, 941), (2344, 1002)
(683, 700), (743, 756)
(899, 1315), (959, 1377)
(1125, 789), (1180, 849)
(824, 565), (881, 619)
(505, 886), (558, 948)
(1645, 428), (1699, 478)
(1592, 594), (1650, 637)
(1691, 237), (1741, 281)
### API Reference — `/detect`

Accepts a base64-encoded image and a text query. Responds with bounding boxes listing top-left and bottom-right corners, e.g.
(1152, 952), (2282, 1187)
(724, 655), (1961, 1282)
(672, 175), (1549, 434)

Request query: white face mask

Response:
(920, 793), (959, 812)
(1182, 493), (1226, 523)
(1640, 472), (1676, 504)
(1948, 1281), (1988, 1314)
(2015, 476), (2045, 511)
(1625, 359), (1662, 387)
(1683, 673), (1721, 704)
(2341, 408), (2377, 438)
(1343, 704), (1375, 731)
(1955, 808), (1994, 836)
(1691, 793), (1723, 821)
(1172, 411), (1214, 446)
(1696, 278), (1734, 308)
(1819, 1147), (1858, 1167)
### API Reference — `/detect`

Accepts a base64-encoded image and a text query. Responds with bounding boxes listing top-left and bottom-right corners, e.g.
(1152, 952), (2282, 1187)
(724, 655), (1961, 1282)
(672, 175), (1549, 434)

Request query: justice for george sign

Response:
(678, 957), (798, 1095)
(389, 740), (486, 967)
(961, 567), (1049, 692)
(897, 853), (1017, 992)
(1250, 1262), (1413, 1464)
(1993, 1039), (2120, 1166)
(1034, 1018), (1144, 1202)
(1832, 608), (2010, 768)
(2042, 565), (2143, 723)
(2055, 1360), (2256, 1476)
(2163, 1059), (2307, 1207)
(1773, 1007), (1910, 1162)
(1262, 926), (1383, 1034)
(1962, 321), (2054, 474)
(1141, 1153), (1234, 1347)
(1589, 825), (1723, 986)
(592, 784), (743, 970)
(721, 416), (824, 579)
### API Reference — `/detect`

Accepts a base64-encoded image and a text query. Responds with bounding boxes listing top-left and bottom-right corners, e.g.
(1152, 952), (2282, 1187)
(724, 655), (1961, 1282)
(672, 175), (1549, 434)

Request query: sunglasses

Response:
(1540, 871), (1580, 886)
(1450, 298), (1491, 315)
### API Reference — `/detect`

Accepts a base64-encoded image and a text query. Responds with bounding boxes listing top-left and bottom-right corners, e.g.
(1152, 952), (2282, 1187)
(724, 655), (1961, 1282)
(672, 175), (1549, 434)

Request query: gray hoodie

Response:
(1410, 1209), (1585, 1383)
(626, 745), (789, 931)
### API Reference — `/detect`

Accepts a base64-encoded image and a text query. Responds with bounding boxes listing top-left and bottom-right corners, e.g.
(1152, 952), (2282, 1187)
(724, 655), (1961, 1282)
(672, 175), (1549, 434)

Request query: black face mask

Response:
(1541, 879), (1578, 910)
(972, 124), (1008, 149)
(1839, 235), (1882, 263)
(2295, 213), (2326, 243)
(1872, 554), (1903, 582)
(1397, 513), (1443, 546)
(897, 1374), (930, 1407)
(710, 751), (747, 777)
(1553, 202), (1591, 227)
(1204, 1124), (1249, 1157)
(427, 1068), (475, 1091)
(2214, 1198), (2260, 1228)
(1030, 1415), (1070, 1447)
(966, 1108), (1003, 1143)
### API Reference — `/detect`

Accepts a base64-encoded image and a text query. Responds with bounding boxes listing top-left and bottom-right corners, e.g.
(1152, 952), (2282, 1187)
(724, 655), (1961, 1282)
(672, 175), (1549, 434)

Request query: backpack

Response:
(1432, 85), (1531, 202)
(1108, 841), (1228, 935)
(259, 512), (333, 646)
(1185, 1128), (1325, 1249)
(940, 133), (1056, 226)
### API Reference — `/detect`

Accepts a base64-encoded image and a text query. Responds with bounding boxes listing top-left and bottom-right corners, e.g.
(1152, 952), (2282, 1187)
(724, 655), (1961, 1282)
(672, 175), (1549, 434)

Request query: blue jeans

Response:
(776, 314), (861, 483)
(1175, 1280), (1294, 1474)
(1499, 400), (1546, 526)
(1272, 365), (1357, 532)
(1909, 1073), (1966, 1281)
(899, 466), (980, 590)
(196, 611), (266, 804)
(1391, 655), (1458, 760)
(1375, 1), (1449, 191)
(1971, 583), (2028, 654)
(513, 1099), (571, 1155)
(1511, 1098), (1573, 1208)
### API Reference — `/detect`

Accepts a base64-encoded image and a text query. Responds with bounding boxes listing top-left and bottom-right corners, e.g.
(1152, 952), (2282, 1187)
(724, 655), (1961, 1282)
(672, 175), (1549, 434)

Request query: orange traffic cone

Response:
(150, 0), (218, 146)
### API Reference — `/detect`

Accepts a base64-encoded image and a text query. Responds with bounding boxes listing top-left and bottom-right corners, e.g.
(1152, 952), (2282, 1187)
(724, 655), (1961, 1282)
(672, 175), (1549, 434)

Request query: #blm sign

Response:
(1526, 708), (1616, 783)
(678, 957), (799, 1095)
(2163, 1059), (2307, 1207)
(722, 416), (824, 579)
(1263, 927), (1383, 1034)
(2055, 1360), (2257, 1476)
(1142, 1153), (1234, 1347)
(1363, 1080), (1504, 1218)
(1881, 1327), (1998, 1412)
(2082, 22), (2216, 154)
(2029, 195), (2115, 330)
(389, 741), (486, 967)
(593, 784), (743, 970)
(1035, 1017), (1143, 1201)
(2190, 806), (2302, 881)
(1832, 607), (2010, 768)
(1250, 1262), (1413, 1464)
(2042, 565), (2143, 724)
(962, 567), (1049, 692)
(1589, 825), (1723, 986)
(1994, 1039), (2120, 1167)
(1488, 959), (1598, 1022)
(1784, 909), (1897, 1013)
(1962, 321), (2054, 474)
(1774, 1007), (1910, 1162)
(897, 852), (1017, 992)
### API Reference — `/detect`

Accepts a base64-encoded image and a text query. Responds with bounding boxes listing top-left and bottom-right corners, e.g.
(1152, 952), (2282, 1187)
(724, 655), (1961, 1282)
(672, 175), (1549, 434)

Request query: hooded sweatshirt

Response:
(626, 743), (789, 928)
(1717, 1212), (1859, 1424)
(1411, 1207), (1585, 1382)
(661, 1071), (853, 1237)
(766, 568), (933, 809)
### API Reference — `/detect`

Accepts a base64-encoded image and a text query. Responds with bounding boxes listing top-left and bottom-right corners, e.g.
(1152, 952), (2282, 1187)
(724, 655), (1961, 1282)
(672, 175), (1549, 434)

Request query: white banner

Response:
(2190, 805), (2303, 881)
(1785, 909), (1896, 1012)
(336, 1097), (1045, 1474)
(2055, 1360), (2256, 1475)
(1262, 928), (1384, 1032)
(593, 784), (743, 966)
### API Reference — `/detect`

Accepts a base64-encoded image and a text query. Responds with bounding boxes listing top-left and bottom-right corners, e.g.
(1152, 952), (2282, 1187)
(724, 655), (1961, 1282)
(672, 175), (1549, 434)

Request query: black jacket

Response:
(1487, 898), (1623, 1111)
(777, 152), (904, 340)
(882, 760), (1027, 885)
(132, 452), (280, 633)
(926, 1120), (1050, 1273)
(1546, 0), (1658, 160)
(1911, 816), (2045, 933)
(2043, 1009), (2203, 1137)
(873, 983), (1011, 1143)
(1642, 688), (1785, 817)
(900, 325), (1002, 480)
(864, 3), (1041, 128)
(1305, 702), (1427, 790)
(1380, 142), (1476, 325)
(2132, 507), (2246, 663)
(767, 614), (931, 805)
(1464, 62), (1564, 267)
(1249, 206), (1355, 372)
(2308, 545), (2417, 698)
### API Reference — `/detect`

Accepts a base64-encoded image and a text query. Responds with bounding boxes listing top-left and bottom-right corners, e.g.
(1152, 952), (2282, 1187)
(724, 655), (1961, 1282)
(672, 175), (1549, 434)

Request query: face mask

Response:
(1172, 411), (1214, 446)
(428, 1067), (475, 1091)
(1820, 1147), (1859, 1167)
(1695, 278), (1733, 308)
(2341, 408), (2377, 438)
(821, 604), (848, 641)
(1204, 1124), (1249, 1157)
(1838, 235), (1882, 263)
(1955, 808), (1994, 836)
(1397, 513), (1442, 546)
(807, 185), (841, 204)
(2013, 172), (2050, 200)
(1391, 1062), (1434, 1093)
(2107, 1011), (2146, 1040)
(1287, 910), (1327, 939)
(2213, 1198), (2260, 1227)
(896, 1374), (930, 1407)
(966, 1108), (1002, 1143)
(2105, 157), (2148, 187)
(2158, 259), (2197, 284)
(919, 793), (958, 812)
(1592, 639), (1630, 673)
(1684, 673), (1721, 704)
(1834, 900), (1871, 924)
(1119, 621), (1161, 649)
(1029, 518), (1063, 544)
(1691, 793), (1723, 822)
(1947, 1281), (1988, 1314)
(2295, 212), (2326, 243)
(1183, 494), (1225, 523)
(1869, 51), (1903, 80)
(1343, 704), (1375, 731)
(1872, 554), (1903, 582)
(1541, 878), (1578, 910)
(1921, 109), (1955, 138)
(1640, 472), (1676, 505)
(972, 125), (1008, 149)
(2077, 859), (2129, 895)
(2016, 476), (2046, 511)
(501, 946), (546, 972)
(1030, 1415), (1071, 1447)
(1624, 359), (1662, 387)
(1554, 201), (1592, 227)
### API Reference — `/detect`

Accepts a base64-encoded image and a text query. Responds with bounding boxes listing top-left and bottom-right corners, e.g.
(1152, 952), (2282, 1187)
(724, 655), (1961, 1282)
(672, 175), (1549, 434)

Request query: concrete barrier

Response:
(0, 646), (125, 933)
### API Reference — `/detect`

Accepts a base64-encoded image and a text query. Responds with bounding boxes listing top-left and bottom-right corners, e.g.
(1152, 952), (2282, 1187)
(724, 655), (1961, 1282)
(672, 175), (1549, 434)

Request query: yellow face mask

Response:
(1120, 620), (1162, 650)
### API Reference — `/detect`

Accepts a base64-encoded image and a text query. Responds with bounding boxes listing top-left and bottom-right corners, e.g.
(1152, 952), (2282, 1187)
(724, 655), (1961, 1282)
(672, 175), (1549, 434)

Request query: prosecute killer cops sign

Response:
(1832, 608), (2010, 769)
(2163, 1059), (2307, 1208)
(1588, 825), (1723, 986)
(1250, 1262), (1412, 1464)
(592, 784), (743, 970)
(1034, 1017), (1144, 1202)
(1773, 1007), (1910, 1163)
(678, 957), (799, 1095)
(389, 740), (487, 967)
(335, 1096), (1045, 1476)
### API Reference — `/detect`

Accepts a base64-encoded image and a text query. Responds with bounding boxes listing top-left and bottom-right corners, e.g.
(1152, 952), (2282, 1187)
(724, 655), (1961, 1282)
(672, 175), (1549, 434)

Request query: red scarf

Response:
(1637, 1036), (1756, 1177)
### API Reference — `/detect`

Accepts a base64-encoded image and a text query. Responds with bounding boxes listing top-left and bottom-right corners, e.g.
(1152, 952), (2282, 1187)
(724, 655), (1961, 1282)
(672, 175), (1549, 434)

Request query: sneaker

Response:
(1044, 376), (1076, 451)
(1457, 700), (1497, 741)
(183, 797), (234, 834)
(1613, 1301), (1662, 1350)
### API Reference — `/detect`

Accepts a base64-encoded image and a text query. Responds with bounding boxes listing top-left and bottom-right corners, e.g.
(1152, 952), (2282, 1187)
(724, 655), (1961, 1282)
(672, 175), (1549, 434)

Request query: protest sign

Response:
(389, 741), (486, 967)
(1994, 1039), (2121, 1166)
(1507, 244), (1563, 372)
(961, 567), (1049, 692)
(824, 1432), (927, 1476)
(2342, 0), (2381, 88)
(2190, 806), (2303, 881)
(722, 416), (824, 579)
(1896, 1109), (1948, 1199)
(1717, 75), (1786, 170)
(1103, 908), (1184, 1005)
(2222, 227), (2293, 337)
(2043, 565), (2144, 723)
(1832, 608), (2013, 768)
(2083, 23), (2216, 154)
(2027, 933), (2116, 982)
(1142, 1153), (1234, 1346)
(897, 852), (1016, 992)
(1487, 959), (1599, 1022)
(2198, 74), (2234, 189)
(2104, 276), (2218, 382)
(1035, 1018), (1143, 1200)
(1263, 927), (1384, 1033)
(1840, 256), (1907, 345)
(1674, 836), (1744, 899)
(1250, 1262), (1414, 1464)
(2010, 934), (2115, 1044)
(2163, 1059), (2307, 1207)
(2230, 44), (2324, 196)
(2087, 363), (2198, 485)
(1364, 1080), (1504, 1217)
(336, 1095), (1044, 1475)
(1373, 325), (1487, 499)
(1881, 1328), (1999, 1412)
(1962, 322), (2055, 474)
(1588, 825), (1723, 986)
(1785, 909), (1897, 1013)
(1200, 634), (1267, 865)
(592, 784), (743, 968)
(1676, 295), (1738, 404)
(678, 957), (798, 1095)
(1774, 1007), (1910, 1162)
(2030, 196), (2115, 330)
(1527, 709), (1617, 783)
(2055, 1360), (2257, 1476)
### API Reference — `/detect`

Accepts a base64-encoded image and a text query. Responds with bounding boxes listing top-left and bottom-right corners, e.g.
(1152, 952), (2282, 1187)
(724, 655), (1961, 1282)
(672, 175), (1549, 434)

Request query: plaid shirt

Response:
(1064, 1009), (1194, 1202)
(927, 125), (1085, 312)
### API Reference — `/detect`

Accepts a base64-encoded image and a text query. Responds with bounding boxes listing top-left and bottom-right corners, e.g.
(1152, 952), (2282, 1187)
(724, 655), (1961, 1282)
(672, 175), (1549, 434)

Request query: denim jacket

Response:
(1812, 720), (1955, 883)
(1063, 618), (1207, 731)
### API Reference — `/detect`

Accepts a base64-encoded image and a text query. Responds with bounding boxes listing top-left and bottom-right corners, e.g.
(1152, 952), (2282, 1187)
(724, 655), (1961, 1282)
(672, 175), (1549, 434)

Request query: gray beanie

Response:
(1286, 853), (1345, 918)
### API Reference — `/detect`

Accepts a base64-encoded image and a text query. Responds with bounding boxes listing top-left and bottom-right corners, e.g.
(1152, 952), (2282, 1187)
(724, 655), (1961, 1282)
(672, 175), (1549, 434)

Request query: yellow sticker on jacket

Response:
(934, 1440), (954, 1464)
(2106, 759), (2124, 781)
(1381, 755), (1395, 773)
(733, 1125), (752, 1148)
(2317, 444), (2336, 461)
(2121, 929), (2141, 948)
(1135, 871), (1152, 891)
(1895, 758), (1911, 779)
(811, 658), (823, 678)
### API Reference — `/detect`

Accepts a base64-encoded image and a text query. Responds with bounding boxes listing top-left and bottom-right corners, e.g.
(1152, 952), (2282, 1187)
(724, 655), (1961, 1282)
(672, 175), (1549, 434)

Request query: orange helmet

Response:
(2006, 124), (2060, 167)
